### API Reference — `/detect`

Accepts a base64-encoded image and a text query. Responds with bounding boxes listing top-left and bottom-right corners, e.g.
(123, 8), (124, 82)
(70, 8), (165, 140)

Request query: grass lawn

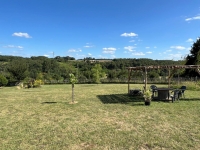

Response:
(0, 84), (200, 150)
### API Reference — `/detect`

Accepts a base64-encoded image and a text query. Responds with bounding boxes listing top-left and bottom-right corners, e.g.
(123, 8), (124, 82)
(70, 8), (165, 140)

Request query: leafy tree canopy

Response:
(7, 59), (29, 81)
(91, 64), (105, 84)
(185, 38), (200, 65)
(185, 37), (200, 76)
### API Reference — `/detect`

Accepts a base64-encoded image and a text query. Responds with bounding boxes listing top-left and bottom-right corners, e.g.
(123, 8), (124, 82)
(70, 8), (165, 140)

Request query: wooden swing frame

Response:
(127, 65), (200, 93)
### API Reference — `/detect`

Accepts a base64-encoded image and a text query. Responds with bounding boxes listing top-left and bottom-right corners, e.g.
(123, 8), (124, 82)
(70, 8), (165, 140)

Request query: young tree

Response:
(69, 73), (78, 103)
(91, 64), (105, 84)
(185, 37), (200, 76)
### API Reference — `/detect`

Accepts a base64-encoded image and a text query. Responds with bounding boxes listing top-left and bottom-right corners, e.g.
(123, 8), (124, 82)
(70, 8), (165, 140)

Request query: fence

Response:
(43, 77), (200, 84)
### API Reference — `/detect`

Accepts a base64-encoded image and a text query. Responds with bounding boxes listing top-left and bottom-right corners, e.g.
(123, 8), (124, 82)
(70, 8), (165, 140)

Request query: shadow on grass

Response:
(41, 102), (57, 104)
(41, 101), (77, 105)
(97, 93), (200, 106)
(97, 94), (144, 106)
(179, 98), (200, 101)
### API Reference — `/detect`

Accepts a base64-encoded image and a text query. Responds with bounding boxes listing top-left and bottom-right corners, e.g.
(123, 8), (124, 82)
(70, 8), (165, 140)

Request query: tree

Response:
(91, 64), (105, 84)
(7, 59), (29, 81)
(28, 59), (43, 79)
(0, 74), (8, 86)
(42, 59), (52, 73)
(185, 38), (200, 76)
(69, 73), (78, 103)
(148, 71), (159, 79)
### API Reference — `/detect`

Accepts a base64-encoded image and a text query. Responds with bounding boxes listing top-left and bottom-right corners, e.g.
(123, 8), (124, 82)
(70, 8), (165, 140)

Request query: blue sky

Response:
(0, 0), (200, 60)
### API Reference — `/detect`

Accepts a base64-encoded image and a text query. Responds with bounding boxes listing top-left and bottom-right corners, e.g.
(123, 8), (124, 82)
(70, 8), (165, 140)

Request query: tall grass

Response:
(0, 84), (200, 149)
(172, 81), (200, 90)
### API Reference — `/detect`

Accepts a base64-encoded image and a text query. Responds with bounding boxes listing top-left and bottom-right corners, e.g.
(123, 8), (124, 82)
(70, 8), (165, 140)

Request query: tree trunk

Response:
(72, 84), (74, 103)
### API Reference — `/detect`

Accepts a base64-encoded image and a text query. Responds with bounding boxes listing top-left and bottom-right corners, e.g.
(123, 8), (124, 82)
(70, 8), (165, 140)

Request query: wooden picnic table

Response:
(154, 88), (173, 100)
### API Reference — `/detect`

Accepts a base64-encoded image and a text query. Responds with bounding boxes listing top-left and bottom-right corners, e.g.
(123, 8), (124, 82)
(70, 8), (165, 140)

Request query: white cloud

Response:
(102, 47), (116, 54)
(121, 32), (138, 37)
(103, 47), (116, 51)
(132, 52), (145, 56)
(3, 45), (23, 49)
(185, 15), (200, 21)
(68, 49), (76, 52)
(154, 46), (157, 48)
(12, 32), (32, 38)
(145, 47), (150, 49)
(3, 45), (15, 48)
(84, 45), (93, 48)
(88, 53), (92, 56)
(146, 51), (152, 54)
(167, 53), (183, 60)
(124, 46), (136, 52)
(44, 55), (49, 57)
(76, 54), (85, 57)
(84, 43), (94, 48)
(68, 49), (82, 52)
(17, 46), (23, 49)
(186, 38), (193, 43)
(170, 46), (186, 50)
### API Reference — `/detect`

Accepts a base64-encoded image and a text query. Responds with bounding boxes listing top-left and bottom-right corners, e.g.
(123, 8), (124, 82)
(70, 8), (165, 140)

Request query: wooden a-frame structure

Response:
(127, 65), (200, 93)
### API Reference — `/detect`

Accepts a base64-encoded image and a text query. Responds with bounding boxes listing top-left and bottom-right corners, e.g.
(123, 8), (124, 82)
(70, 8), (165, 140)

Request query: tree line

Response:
(0, 56), (184, 86)
(0, 38), (199, 86)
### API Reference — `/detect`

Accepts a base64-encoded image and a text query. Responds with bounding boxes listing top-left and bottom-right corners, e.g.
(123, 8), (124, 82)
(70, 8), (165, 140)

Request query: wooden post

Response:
(168, 68), (170, 88)
(72, 84), (74, 103)
(128, 69), (132, 94)
(144, 67), (147, 91)
(178, 73), (179, 86)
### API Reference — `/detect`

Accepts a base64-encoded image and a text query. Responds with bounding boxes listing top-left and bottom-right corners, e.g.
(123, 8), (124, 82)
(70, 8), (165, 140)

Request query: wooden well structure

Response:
(127, 65), (200, 93)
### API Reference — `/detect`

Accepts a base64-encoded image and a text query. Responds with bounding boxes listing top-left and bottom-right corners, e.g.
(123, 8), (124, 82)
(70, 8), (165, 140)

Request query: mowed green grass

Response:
(0, 84), (200, 150)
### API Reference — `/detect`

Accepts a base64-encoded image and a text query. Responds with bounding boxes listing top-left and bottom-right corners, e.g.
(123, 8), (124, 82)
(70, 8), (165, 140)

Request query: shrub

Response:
(0, 74), (8, 86)
(33, 79), (44, 88)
